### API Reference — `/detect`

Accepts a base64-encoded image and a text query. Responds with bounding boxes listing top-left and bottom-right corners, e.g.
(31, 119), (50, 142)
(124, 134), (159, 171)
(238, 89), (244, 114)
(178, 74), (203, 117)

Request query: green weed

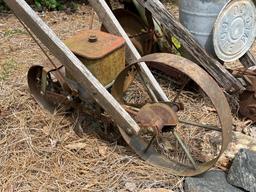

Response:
(0, 59), (17, 81)
(3, 29), (27, 37)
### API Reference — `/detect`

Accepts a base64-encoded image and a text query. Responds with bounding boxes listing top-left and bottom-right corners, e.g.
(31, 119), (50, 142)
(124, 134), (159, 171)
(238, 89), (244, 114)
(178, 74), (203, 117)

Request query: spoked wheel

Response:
(112, 53), (232, 176)
(27, 65), (71, 113)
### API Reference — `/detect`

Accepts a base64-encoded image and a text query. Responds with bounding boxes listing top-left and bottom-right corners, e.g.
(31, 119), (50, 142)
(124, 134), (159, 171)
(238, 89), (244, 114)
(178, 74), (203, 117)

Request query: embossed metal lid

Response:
(213, 0), (256, 62)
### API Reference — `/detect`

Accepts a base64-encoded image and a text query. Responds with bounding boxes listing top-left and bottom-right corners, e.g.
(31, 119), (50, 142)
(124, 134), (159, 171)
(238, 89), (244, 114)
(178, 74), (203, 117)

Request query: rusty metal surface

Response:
(240, 90), (256, 123)
(65, 30), (125, 60)
(233, 68), (256, 122)
(213, 0), (256, 62)
(148, 61), (188, 85)
(101, 9), (155, 56)
(112, 53), (232, 176)
(65, 30), (126, 86)
(136, 103), (177, 134)
(27, 65), (71, 113)
(41, 58), (72, 91)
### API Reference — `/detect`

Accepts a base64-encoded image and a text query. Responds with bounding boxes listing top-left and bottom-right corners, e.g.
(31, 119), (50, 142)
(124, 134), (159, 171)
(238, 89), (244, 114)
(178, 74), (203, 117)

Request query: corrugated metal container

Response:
(65, 30), (125, 86)
(179, 0), (229, 56)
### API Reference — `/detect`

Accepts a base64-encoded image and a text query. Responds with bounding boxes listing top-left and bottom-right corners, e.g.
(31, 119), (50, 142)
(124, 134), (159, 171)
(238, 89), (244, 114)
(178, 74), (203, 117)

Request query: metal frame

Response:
(4, 0), (142, 135)
(3, 0), (237, 176)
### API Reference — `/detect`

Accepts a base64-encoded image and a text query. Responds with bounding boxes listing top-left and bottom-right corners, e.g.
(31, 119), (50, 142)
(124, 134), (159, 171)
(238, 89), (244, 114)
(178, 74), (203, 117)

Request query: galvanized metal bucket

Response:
(179, 0), (256, 62)
(179, 0), (229, 57)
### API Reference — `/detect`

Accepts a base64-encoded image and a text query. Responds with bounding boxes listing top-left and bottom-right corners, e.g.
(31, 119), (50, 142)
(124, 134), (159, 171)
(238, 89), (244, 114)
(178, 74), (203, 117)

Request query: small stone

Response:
(227, 149), (256, 192)
(65, 142), (87, 150)
(184, 170), (243, 192)
(125, 182), (136, 192)
(98, 146), (108, 157)
(42, 126), (50, 136)
(50, 138), (59, 148)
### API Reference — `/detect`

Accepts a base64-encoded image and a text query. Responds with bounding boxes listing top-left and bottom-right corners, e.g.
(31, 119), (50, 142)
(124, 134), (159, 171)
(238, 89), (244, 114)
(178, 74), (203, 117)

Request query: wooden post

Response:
(4, 0), (141, 134)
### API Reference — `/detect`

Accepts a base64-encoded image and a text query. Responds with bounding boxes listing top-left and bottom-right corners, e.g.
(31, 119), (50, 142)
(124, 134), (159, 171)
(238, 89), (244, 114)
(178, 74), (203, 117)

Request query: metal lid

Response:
(213, 0), (256, 62)
(65, 30), (125, 60)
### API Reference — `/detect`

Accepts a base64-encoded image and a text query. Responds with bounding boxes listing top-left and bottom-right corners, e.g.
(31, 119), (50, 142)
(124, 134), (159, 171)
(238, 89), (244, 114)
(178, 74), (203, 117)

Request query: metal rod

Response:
(123, 105), (140, 112)
(179, 120), (222, 132)
(89, 8), (95, 30)
(144, 134), (156, 153)
(173, 131), (197, 169)
(135, 65), (159, 103)
(15, 15), (67, 88)
(172, 78), (190, 103)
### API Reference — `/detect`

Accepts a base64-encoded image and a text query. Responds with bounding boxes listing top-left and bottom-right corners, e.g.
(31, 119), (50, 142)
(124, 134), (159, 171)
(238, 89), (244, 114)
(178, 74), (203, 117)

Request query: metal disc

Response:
(213, 0), (256, 62)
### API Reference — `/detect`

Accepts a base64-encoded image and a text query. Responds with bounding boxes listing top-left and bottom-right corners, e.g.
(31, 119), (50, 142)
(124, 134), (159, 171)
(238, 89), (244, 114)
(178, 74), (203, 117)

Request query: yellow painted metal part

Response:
(65, 30), (125, 86)
(76, 49), (125, 86)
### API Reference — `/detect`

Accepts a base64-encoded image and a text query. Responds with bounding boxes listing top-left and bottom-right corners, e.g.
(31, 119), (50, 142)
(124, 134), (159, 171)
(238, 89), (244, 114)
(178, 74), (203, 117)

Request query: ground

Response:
(0, 2), (254, 192)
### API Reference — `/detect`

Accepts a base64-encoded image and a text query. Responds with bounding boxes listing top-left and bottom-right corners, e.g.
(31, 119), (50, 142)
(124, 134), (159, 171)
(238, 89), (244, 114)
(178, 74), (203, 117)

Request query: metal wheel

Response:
(112, 53), (232, 176)
(27, 65), (70, 113)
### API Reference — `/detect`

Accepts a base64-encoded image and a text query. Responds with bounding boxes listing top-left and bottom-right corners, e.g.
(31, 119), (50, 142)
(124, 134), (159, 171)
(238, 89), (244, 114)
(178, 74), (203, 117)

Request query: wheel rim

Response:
(112, 53), (232, 176)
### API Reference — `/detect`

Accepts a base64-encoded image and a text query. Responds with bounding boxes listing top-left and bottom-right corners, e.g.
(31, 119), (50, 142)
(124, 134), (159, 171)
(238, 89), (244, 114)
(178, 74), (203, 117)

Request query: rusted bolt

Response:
(88, 35), (97, 43)
(126, 128), (133, 135)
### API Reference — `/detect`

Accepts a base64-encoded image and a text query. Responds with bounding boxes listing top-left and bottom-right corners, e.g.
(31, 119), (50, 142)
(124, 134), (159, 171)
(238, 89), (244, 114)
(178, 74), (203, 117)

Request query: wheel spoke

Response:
(135, 65), (159, 103)
(173, 131), (197, 169)
(179, 119), (222, 132)
(172, 78), (190, 103)
(144, 134), (156, 153)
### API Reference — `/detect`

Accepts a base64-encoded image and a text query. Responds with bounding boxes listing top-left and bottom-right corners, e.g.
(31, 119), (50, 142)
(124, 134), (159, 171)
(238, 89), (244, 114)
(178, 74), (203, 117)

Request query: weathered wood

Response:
(4, 0), (140, 134)
(135, 0), (244, 93)
(239, 51), (256, 68)
(88, 0), (169, 102)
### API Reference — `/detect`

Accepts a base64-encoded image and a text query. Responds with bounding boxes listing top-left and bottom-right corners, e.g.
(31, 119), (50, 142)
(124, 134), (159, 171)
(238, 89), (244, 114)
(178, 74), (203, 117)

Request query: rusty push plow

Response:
(4, 0), (256, 176)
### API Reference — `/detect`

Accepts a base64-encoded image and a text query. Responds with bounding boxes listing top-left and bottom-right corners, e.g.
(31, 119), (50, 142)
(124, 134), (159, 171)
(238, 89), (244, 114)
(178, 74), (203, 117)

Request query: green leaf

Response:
(35, 1), (42, 9)
(171, 36), (181, 49)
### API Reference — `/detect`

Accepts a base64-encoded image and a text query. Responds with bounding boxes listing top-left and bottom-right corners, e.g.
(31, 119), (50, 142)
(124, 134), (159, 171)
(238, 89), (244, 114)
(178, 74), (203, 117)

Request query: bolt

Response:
(88, 34), (97, 43)
(126, 128), (133, 135)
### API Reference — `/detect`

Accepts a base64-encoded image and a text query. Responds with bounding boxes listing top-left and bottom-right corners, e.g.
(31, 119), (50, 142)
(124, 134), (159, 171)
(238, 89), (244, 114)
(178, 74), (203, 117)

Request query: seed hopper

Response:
(4, 0), (256, 176)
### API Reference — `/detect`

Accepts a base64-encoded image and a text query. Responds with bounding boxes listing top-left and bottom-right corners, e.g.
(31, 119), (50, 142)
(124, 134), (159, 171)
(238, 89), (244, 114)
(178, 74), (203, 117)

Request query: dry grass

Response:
(0, 1), (254, 192)
(0, 4), (183, 192)
(0, 80), (181, 191)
